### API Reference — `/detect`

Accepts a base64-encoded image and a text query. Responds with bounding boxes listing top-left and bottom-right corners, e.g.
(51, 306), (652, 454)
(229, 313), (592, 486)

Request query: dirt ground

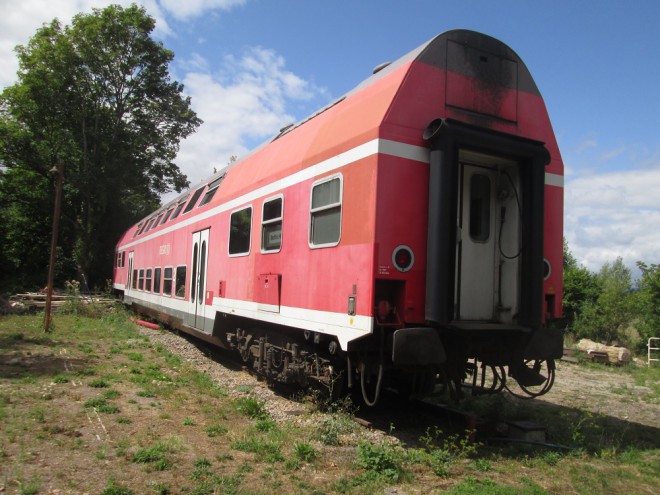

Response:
(537, 360), (659, 429)
(1, 316), (658, 495)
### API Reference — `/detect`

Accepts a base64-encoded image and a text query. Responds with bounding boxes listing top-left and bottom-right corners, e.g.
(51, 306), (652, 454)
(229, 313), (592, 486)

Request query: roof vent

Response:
(372, 61), (392, 74)
(279, 123), (294, 133)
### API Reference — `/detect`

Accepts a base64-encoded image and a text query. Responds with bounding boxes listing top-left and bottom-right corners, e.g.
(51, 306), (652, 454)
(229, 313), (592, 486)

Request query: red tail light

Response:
(392, 245), (414, 272)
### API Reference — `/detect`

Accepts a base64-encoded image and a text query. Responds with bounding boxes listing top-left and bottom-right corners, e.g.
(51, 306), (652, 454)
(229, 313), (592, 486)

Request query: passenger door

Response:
(189, 229), (210, 330)
(126, 251), (134, 297)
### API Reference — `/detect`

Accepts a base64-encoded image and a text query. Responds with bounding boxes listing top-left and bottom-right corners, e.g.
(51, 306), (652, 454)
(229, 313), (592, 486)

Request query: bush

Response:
(355, 440), (406, 482)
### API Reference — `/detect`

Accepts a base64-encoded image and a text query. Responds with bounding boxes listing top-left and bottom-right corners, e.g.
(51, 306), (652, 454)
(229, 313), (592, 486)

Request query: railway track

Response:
(141, 323), (552, 449)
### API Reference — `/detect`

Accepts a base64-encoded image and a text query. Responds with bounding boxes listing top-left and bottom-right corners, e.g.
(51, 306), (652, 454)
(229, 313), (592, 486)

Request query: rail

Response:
(648, 337), (660, 368)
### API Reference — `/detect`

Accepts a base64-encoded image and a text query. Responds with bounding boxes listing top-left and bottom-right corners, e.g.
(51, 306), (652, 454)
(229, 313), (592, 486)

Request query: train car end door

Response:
(456, 154), (521, 324)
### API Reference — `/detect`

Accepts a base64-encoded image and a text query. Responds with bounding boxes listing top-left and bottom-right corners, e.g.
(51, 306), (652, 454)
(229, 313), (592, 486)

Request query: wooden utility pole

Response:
(44, 161), (64, 333)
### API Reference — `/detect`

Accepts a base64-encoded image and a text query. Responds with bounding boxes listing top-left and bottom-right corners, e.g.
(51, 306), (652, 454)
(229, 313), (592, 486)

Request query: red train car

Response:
(113, 30), (564, 404)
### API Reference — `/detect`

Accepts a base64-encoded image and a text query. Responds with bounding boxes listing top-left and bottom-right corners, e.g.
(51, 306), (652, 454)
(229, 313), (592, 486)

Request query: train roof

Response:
(123, 29), (552, 240)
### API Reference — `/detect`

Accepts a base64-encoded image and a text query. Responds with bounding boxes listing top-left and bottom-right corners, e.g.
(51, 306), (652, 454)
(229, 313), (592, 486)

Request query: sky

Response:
(1, 0), (659, 276)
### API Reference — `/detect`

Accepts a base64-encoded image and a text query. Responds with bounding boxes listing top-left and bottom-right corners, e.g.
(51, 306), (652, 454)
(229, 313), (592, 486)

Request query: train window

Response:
(310, 175), (342, 247)
(183, 187), (205, 214)
(261, 196), (283, 253)
(132, 269), (138, 289)
(175, 266), (187, 298)
(163, 267), (173, 296)
(133, 223), (142, 238)
(138, 269), (144, 291)
(229, 206), (252, 256)
(170, 197), (189, 221)
(161, 208), (173, 225)
(152, 213), (164, 230)
(144, 217), (155, 233)
(145, 268), (153, 292)
(121, 252), (125, 267)
(469, 174), (491, 242)
(198, 176), (223, 207)
(154, 267), (162, 294)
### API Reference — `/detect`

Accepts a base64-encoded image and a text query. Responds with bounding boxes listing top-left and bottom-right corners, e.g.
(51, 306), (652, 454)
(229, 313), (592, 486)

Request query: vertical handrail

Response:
(648, 338), (660, 368)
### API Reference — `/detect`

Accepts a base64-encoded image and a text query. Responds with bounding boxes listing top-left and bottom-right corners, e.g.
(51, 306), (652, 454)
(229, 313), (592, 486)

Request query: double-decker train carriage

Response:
(113, 30), (564, 405)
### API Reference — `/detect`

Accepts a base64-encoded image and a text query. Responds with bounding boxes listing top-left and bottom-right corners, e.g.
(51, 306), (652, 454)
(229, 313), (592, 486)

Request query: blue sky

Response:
(1, 0), (659, 274)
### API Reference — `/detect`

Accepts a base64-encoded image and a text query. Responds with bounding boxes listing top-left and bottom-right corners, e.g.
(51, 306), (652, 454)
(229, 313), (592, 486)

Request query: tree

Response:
(0, 4), (201, 289)
(574, 257), (634, 345)
(635, 262), (660, 350)
(562, 239), (600, 329)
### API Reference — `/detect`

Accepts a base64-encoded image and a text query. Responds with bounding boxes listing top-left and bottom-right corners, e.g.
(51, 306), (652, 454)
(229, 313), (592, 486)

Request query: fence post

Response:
(648, 338), (659, 368)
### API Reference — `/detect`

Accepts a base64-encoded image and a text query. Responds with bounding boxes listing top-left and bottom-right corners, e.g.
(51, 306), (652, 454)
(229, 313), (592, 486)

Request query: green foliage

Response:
(634, 262), (660, 350)
(563, 241), (660, 351)
(293, 442), (317, 463)
(445, 476), (547, 495)
(132, 437), (183, 470)
(0, 4), (201, 289)
(411, 426), (480, 477)
(563, 262), (601, 328)
(314, 413), (357, 446)
(205, 424), (228, 437)
(355, 440), (407, 483)
(235, 397), (269, 420)
(100, 480), (135, 495)
(231, 435), (283, 462)
(572, 258), (635, 345)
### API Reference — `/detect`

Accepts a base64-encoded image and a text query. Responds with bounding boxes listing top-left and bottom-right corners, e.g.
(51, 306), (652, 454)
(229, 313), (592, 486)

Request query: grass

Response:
(0, 310), (658, 494)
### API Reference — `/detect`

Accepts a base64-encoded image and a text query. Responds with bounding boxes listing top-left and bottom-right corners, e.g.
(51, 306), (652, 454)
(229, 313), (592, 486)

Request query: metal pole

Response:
(44, 161), (63, 333)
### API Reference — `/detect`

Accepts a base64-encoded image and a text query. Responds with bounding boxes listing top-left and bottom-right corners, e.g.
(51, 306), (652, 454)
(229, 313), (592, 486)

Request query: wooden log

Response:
(576, 339), (631, 365)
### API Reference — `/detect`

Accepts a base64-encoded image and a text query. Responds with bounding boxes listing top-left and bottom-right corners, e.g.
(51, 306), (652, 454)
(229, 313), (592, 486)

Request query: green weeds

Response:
(132, 437), (184, 471)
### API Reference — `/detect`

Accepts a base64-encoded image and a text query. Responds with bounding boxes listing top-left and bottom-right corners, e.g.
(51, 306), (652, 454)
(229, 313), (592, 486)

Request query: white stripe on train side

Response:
(120, 138), (563, 251)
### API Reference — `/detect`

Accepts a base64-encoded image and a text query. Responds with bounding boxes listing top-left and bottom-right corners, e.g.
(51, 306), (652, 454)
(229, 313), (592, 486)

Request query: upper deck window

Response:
(261, 196), (283, 253)
(198, 176), (224, 208)
(183, 187), (205, 214)
(161, 208), (173, 225)
(152, 213), (164, 230)
(170, 197), (189, 221)
(136, 221), (150, 236)
(229, 206), (252, 256)
(142, 217), (155, 234)
(309, 175), (342, 247)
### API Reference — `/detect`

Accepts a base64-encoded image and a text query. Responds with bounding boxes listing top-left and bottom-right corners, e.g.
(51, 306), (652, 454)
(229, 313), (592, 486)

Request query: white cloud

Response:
(158, 0), (246, 20)
(565, 165), (660, 273)
(0, 0), (327, 203)
(0, 0), (171, 88)
(174, 47), (327, 192)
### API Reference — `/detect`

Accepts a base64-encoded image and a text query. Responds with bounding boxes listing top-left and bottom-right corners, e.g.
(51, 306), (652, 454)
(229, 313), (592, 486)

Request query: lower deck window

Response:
(175, 266), (187, 298)
(229, 207), (252, 256)
(163, 267), (173, 296)
(154, 267), (162, 294)
(138, 269), (144, 291)
(145, 268), (152, 292)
